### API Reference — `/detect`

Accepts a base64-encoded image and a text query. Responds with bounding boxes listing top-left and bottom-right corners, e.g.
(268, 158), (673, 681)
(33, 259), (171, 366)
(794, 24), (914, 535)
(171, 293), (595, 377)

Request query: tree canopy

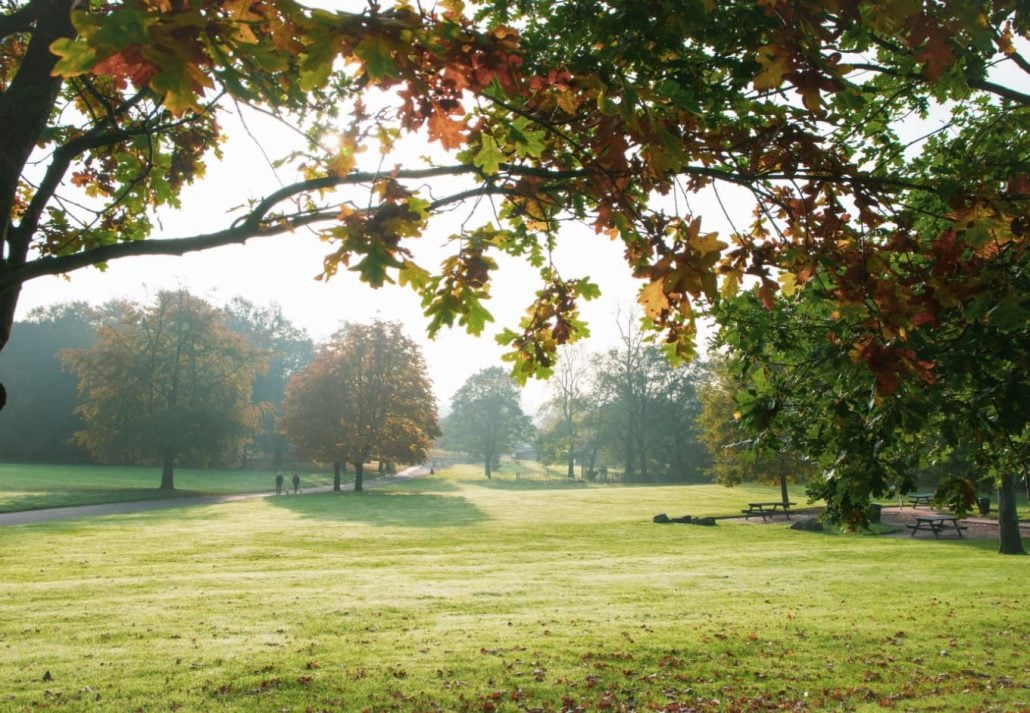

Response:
(278, 320), (439, 491)
(2, 1), (1024, 389)
(443, 366), (532, 478)
(62, 289), (266, 488)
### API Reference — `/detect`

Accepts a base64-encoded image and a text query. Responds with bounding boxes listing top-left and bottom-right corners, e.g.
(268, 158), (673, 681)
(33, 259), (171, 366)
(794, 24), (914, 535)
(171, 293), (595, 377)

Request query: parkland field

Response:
(0, 465), (1026, 712)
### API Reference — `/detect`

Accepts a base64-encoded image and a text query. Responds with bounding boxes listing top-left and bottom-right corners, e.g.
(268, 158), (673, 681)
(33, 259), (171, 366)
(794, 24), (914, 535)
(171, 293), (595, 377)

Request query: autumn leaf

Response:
(778, 272), (797, 297)
(354, 34), (400, 81)
(49, 38), (101, 77)
(428, 111), (467, 150)
(753, 45), (790, 90)
(638, 279), (670, 318)
(473, 134), (506, 174)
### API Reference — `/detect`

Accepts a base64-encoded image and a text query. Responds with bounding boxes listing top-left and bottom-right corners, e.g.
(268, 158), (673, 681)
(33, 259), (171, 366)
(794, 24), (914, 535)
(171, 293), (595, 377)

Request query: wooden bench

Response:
(905, 493), (934, 508)
(907, 515), (968, 538)
(742, 501), (796, 521)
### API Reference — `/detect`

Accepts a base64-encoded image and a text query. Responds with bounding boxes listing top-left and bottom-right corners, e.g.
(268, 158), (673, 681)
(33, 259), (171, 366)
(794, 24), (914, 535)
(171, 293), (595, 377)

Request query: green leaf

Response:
(354, 35), (399, 81)
(473, 134), (505, 174)
(94, 8), (154, 48)
(49, 39), (100, 77)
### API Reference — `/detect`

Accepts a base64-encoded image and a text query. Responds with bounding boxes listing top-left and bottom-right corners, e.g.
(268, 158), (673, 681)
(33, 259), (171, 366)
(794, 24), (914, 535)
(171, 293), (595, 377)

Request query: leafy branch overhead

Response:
(0, 0), (1026, 391)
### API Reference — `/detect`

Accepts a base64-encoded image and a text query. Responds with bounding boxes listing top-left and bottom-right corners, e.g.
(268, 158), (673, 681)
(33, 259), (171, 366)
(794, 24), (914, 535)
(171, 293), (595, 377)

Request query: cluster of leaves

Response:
(708, 261), (1027, 551)
(2, 0), (1026, 388)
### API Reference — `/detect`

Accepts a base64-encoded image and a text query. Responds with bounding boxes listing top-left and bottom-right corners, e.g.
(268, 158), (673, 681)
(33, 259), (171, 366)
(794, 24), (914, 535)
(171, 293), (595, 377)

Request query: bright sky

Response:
(15, 97), (731, 414)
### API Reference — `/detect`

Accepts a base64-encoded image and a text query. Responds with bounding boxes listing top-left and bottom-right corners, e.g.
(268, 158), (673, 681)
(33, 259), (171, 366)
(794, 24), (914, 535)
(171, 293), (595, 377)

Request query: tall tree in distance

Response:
(696, 356), (812, 503)
(279, 321), (438, 492)
(62, 290), (266, 489)
(443, 367), (532, 478)
(223, 298), (314, 468)
(278, 351), (350, 491)
(538, 345), (589, 479)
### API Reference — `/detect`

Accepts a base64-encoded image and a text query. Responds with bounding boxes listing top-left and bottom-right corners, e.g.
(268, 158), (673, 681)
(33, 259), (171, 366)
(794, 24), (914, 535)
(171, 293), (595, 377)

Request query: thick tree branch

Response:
(0, 176), (523, 291)
(1, 0), (75, 264)
(0, 1), (39, 39)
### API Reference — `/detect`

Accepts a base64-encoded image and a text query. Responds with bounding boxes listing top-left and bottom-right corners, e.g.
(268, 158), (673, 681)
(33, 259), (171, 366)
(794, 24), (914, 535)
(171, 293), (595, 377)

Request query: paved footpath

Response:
(0, 466), (429, 527)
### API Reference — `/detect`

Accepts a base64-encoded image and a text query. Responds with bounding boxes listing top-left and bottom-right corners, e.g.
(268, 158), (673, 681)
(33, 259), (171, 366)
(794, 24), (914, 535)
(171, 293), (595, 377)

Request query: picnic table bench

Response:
(742, 501), (796, 521)
(905, 493), (934, 508)
(908, 515), (968, 538)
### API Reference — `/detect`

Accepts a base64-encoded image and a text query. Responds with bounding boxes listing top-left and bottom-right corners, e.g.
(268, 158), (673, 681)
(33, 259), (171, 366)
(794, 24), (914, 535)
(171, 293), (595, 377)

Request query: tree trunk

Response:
(566, 443), (575, 480)
(780, 473), (790, 505)
(160, 450), (175, 490)
(997, 472), (1026, 555)
(0, 1), (76, 412)
(333, 461), (341, 491)
(484, 452), (492, 479)
(354, 461), (364, 492)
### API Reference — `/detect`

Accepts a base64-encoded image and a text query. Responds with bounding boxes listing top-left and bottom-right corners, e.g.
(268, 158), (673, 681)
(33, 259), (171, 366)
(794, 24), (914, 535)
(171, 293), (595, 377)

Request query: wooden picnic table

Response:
(742, 501), (796, 521)
(905, 493), (934, 508)
(908, 515), (968, 538)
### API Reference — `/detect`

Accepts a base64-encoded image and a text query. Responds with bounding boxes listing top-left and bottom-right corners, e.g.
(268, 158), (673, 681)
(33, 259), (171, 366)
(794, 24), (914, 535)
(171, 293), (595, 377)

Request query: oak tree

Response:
(3, 1), (1022, 394)
(712, 279), (1026, 554)
(278, 320), (438, 492)
(62, 289), (266, 488)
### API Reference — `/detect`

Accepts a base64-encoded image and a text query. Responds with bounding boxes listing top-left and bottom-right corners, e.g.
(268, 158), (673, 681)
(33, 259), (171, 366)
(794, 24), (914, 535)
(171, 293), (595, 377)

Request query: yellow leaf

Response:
(693, 231), (726, 256)
(556, 90), (581, 114)
(778, 272), (797, 297)
(753, 45), (789, 90)
(328, 135), (361, 177)
(638, 279), (670, 318)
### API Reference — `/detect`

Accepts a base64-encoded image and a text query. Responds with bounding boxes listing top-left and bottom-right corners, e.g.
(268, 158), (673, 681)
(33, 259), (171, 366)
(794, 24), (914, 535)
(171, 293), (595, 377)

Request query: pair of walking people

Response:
(275, 472), (300, 495)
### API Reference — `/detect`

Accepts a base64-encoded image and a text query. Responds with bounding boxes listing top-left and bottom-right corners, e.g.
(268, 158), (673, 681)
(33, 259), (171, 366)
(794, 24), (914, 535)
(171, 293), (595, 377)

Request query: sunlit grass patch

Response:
(0, 463), (339, 512)
(0, 468), (1025, 712)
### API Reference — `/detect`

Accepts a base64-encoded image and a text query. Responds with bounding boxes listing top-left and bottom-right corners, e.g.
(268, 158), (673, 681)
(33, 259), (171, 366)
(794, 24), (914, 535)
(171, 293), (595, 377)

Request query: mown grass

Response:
(0, 463), (341, 512)
(0, 464), (1026, 712)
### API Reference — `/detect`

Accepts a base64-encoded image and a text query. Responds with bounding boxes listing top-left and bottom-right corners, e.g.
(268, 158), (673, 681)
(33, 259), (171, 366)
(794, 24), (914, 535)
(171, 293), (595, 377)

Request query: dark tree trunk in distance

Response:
(354, 461), (364, 492)
(484, 451), (493, 478)
(333, 461), (341, 491)
(997, 472), (1026, 555)
(780, 474), (790, 506)
(160, 451), (175, 490)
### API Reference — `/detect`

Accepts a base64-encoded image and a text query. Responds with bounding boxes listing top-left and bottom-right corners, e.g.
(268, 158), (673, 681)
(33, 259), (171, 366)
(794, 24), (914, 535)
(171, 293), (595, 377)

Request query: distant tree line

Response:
(0, 291), (438, 491)
(441, 317), (715, 484)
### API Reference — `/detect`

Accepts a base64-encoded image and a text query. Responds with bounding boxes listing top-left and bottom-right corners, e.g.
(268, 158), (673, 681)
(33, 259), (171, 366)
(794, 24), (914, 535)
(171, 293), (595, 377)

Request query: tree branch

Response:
(0, 1), (39, 40)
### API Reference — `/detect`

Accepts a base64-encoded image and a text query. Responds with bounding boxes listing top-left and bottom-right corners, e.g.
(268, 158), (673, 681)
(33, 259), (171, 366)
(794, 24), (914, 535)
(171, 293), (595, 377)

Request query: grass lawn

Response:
(0, 465), (1026, 712)
(0, 463), (343, 512)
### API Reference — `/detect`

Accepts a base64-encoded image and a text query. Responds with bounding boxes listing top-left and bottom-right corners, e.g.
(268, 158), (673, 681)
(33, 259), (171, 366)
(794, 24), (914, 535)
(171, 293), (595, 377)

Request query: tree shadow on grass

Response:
(268, 490), (488, 527)
(0, 488), (208, 514)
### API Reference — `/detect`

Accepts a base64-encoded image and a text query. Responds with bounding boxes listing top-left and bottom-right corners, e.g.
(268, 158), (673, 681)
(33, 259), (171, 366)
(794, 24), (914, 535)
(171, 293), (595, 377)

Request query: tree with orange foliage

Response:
(279, 320), (438, 492)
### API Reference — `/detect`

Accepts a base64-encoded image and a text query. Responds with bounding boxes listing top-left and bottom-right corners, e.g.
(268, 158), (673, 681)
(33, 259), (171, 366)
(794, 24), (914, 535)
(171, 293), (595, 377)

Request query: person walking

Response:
(275, 472), (284, 495)
(292, 473), (300, 494)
